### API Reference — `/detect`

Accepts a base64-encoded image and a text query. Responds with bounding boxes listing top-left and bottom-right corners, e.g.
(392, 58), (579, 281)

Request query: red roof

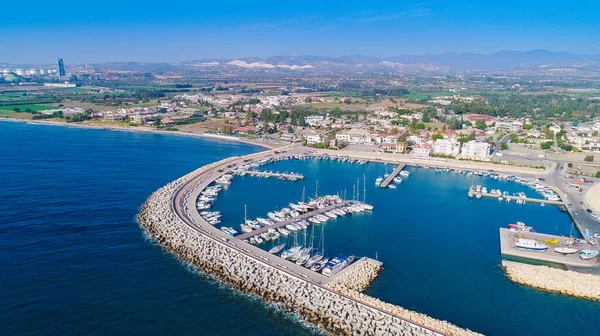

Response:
(464, 114), (495, 121)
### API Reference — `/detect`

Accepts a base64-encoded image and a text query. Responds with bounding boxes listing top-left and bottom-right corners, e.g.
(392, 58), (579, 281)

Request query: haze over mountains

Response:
(4, 50), (600, 73)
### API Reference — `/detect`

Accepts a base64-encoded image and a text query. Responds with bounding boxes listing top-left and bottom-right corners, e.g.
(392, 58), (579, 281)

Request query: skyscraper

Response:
(57, 57), (66, 77)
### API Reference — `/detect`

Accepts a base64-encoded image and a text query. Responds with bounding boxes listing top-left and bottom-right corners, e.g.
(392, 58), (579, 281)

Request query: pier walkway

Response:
(378, 163), (406, 188)
(241, 170), (304, 180)
(236, 201), (352, 240)
(499, 228), (600, 270)
(476, 192), (564, 205)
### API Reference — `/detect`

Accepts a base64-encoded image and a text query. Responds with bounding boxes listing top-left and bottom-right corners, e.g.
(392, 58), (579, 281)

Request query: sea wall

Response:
(137, 160), (481, 336)
(502, 260), (600, 301)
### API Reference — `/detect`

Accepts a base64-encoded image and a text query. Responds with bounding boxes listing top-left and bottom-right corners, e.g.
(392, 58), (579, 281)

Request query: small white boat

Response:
(269, 243), (286, 254)
(388, 184), (397, 189)
(554, 247), (578, 254)
(375, 177), (383, 186)
(587, 237), (598, 245)
(399, 170), (410, 177)
(580, 249), (599, 260)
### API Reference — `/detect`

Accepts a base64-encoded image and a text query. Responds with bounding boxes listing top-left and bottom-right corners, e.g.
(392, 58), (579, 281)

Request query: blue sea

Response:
(1, 121), (599, 336)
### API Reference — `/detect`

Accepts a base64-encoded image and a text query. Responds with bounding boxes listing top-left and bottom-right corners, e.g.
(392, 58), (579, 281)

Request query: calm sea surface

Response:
(1, 121), (599, 336)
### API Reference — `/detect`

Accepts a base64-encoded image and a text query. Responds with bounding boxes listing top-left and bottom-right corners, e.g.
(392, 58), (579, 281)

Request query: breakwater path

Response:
(138, 146), (481, 336)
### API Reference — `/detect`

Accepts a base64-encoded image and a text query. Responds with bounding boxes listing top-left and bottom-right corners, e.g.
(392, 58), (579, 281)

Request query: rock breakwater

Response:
(137, 156), (480, 335)
(502, 260), (600, 301)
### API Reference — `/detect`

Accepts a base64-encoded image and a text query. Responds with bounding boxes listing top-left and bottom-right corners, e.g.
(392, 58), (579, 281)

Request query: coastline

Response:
(0, 117), (279, 150)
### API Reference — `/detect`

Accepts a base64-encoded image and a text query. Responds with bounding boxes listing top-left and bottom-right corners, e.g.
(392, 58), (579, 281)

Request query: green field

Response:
(0, 110), (34, 119)
(399, 92), (455, 100)
(0, 104), (56, 112)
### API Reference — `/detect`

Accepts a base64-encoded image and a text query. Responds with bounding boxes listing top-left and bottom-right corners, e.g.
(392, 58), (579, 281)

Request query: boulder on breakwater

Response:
(502, 260), (600, 301)
(137, 156), (481, 336)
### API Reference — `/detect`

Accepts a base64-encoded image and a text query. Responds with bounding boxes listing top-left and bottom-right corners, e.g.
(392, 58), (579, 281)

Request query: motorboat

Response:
(388, 184), (397, 189)
(513, 238), (548, 251)
(325, 211), (337, 218)
(256, 217), (273, 226)
(305, 252), (323, 268)
(554, 247), (578, 254)
(399, 171), (410, 177)
(277, 227), (290, 236)
(220, 227), (238, 236)
(310, 257), (329, 271)
(587, 237), (598, 245)
(580, 250), (599, 260)
(508, 222), (534, 232)
(375, 177), (383, 186)
(393, 177), (403, 183)
(361, 203), (374, 210)
(321, 254), (349, 277)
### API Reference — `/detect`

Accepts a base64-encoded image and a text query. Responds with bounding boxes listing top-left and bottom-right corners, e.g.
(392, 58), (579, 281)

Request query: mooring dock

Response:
(378, 163), (406, 188)
(499, 228), (599, 269)
(236, 201), (353, 240)
(240, 170), (304, 180)
(475, 192), (564, 205)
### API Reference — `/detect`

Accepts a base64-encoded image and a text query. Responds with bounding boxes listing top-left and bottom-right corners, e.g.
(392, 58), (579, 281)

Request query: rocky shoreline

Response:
(137, 159), (481, 336)
(502, 260), (600, 301)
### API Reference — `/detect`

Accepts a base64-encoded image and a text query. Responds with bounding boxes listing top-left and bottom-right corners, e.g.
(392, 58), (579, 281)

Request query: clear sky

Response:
(2, 0), (599, 64)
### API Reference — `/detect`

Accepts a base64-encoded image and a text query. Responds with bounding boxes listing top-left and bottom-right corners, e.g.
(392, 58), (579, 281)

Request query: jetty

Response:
(378, 163), (406, 188)
(476, 192), (564, 205)
(499, 228), (600, 270)
(236, 200), (352, 240)
(240, 170), (303, 180)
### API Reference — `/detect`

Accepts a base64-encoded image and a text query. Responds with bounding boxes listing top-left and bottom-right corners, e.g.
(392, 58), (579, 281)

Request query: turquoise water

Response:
(1, 121), (599, 336)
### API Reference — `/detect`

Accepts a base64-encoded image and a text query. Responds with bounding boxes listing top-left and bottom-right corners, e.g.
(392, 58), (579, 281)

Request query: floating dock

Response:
(499, 228), (599, 269)
(476, 192), (564, 205)
(236, 201), (352, 240)
(378, 163), (406, 188)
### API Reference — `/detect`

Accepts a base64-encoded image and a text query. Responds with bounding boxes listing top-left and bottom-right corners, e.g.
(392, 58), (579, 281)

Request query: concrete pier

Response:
(499, 228), (600, 270)
(379, 163), (406, 188)
(475, 192), (564, 205)
(236, 201), (352, 240)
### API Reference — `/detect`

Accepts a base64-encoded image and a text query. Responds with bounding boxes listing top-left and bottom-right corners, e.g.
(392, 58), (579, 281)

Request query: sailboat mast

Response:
(315, 180), (318, 198)
(356, 177), (360, 203)
(244, 204), (247, 222)
(363, 174), (366, 203)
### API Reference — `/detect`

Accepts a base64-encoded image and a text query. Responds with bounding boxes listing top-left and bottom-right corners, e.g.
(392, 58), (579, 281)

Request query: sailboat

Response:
(362, 174), (374, 210)
(307, 219), (327, 269)
(269, 243), (286, 254)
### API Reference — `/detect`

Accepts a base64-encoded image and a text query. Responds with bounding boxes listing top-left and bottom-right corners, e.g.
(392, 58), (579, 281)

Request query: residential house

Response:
(433, 138), (461, 156)
(412, 144), (432, 158)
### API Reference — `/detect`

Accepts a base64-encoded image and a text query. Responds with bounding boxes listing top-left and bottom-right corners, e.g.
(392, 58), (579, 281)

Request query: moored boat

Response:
(269, 243), (286, 254)
(514, 238), (548, 251)
(580, 249), (599, 260)
(554, 247), (578, 254)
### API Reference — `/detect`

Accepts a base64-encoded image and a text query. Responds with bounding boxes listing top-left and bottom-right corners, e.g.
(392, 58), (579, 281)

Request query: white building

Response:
(305, 115), (325, 127)
(305, 134), (324, 145)
(433, 138), (461, 156)
(335, 132), (351, 143)
(461, 141), (490, 159)
(412, 144), (432, 158)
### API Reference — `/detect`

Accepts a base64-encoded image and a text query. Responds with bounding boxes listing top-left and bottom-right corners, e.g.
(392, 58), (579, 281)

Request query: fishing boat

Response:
(269, 243), (286, 254)
(508, 222), (534, 232)
(580, 249), (599, 260)
(554, 247), (578, 254)
(587, 237), (598, 245)
(321, 254), (349, 277)
(513, 238), (548, 251)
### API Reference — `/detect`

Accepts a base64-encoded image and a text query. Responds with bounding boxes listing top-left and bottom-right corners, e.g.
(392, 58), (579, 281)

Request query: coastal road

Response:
(169, 147), (447, 335)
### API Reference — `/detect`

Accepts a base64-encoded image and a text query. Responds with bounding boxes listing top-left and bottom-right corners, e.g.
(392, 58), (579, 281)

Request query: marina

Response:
(235, 169), (304, 181)
(499, 228), (600, 269)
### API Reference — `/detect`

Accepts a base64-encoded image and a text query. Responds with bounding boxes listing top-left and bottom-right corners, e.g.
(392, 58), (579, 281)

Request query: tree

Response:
(155, 118), (161, 129)
(422, 113), (431, 122)
(584, 155), (594, 162)
(432, 134), (444, 141)
(540, 141), (553, 150)
(523, 124), (533, 130)
(475, 119), (487, 130)
(568, 163), (573, 168)
(596, 171), (600, 178)
(12, 108), (20, 112)
(501, 143), (509, 150)
(415, 122), (426, 129)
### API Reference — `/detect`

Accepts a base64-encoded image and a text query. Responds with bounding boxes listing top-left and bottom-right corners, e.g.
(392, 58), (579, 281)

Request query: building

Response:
(57, 57), (66, 77)
(233, 126), (257, 135)
(412, 144), (432, 158)
(335, 132), (351, 143)
(463, 114), (495, 126)
(305, 134), (323, 145)
(433, 138), (461, 156)
(461, 141), (490, 159)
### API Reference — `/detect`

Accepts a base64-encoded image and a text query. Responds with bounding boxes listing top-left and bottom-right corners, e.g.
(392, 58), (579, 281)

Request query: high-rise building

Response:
(57, 57), (66, 76)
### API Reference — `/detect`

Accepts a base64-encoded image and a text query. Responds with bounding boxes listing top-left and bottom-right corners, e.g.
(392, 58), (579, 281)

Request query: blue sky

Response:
(2, 0), (599, 64)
